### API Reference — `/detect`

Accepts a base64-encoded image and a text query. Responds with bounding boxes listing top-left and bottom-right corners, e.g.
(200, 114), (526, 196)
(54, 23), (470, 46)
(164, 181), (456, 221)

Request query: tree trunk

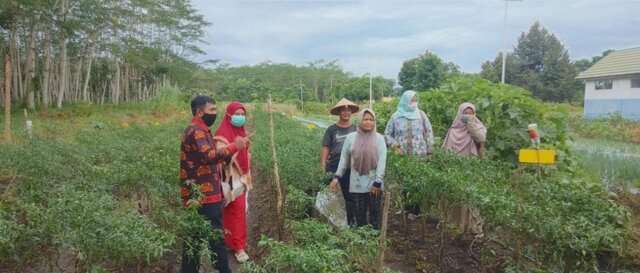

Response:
(57, 36), (67, 108)
(111, 63), (120, 104)
(24, 24), (37, 109)
(123, 63), (129, 103)
(42, 28), (52, 107)
(0, 76), (3, 106)
(72, 57), (83, 101)
(110, 8), (121, 104)
(4, 55), (12, 143)
(82, 40), (94, 102)
(100, 81), (107, 105)
(9, 27), (19, 101)
(56, 0), (70, 108)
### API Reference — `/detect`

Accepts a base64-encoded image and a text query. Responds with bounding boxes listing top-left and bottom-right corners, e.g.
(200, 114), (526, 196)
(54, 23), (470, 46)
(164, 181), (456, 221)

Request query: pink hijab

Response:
(442, 103), (486, 157)
(351, 109), (378, 174)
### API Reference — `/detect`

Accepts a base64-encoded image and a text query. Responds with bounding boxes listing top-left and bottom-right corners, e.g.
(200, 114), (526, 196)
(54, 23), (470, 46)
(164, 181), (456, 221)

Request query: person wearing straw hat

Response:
(321, 98), (359, 227)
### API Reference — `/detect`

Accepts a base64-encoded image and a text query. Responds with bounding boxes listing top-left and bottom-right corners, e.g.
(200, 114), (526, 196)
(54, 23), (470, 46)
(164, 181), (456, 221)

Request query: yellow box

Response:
(518, 149), (555, 164)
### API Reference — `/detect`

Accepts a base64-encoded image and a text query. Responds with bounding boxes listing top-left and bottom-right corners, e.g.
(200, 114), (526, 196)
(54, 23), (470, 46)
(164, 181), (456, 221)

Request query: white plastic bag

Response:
(315, 187), (347, 230)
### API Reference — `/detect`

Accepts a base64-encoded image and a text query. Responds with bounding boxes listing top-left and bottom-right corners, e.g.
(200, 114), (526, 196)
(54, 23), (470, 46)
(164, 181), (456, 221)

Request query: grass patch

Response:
(572, 137), (640, 188)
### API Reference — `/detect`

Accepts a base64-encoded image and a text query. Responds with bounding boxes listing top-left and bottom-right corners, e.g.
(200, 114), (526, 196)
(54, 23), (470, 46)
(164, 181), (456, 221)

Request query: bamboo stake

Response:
(3, 55), (11, 143)
(439, 194), (446, 272)
(267, 94), (284, 240)
(421, 198), (429, 237)
(515, 165), (524, 271)
(376, 191), (391, 273)
(515, 203), (522, 271)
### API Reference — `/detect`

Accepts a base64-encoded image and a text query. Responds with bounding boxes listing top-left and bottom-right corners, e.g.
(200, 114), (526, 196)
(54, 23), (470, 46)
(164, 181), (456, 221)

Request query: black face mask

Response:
(202, 113), (217, 127)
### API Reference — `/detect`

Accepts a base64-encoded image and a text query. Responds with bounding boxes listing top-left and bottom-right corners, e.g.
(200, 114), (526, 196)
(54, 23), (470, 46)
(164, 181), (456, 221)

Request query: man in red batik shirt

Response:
(180, 95), (249, 273)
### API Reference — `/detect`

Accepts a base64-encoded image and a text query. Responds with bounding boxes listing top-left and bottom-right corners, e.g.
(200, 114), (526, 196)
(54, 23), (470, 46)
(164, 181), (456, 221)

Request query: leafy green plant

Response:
(144, 86), (189, 112)
(285, 187), (314, 220)
(0, 102), (194, 271)
(569, 113), (640, 143)
(242, 219), (380, 273)
(375, 77), (572, 165)
(385, 149), (631, 272)
(302, 102), (330, 115)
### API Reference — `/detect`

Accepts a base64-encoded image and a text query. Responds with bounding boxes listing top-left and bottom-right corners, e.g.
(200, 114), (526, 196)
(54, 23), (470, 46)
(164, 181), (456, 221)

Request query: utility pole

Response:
(369, 73), (373, 109)
(299, 79), (304, 112)
(368, 56), (373, 109)
(501, 0), (522, 84)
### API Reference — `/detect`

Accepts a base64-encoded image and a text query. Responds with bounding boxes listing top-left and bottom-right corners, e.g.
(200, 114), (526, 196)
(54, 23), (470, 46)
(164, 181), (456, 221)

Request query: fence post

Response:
(439, 194), (446, 272)
(267, 94), (285, 240)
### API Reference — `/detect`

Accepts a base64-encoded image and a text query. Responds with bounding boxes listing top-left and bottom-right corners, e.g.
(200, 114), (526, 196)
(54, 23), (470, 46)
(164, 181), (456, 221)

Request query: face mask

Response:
(202, 113), (217, 127)
(407, 102), (417, 111)
(231, 115), (246, 127)
(460, 114), (472, 124)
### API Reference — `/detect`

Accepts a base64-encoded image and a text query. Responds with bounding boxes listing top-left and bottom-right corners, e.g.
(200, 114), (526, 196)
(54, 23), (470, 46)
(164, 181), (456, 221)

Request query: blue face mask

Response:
(231, 115), (246, 127)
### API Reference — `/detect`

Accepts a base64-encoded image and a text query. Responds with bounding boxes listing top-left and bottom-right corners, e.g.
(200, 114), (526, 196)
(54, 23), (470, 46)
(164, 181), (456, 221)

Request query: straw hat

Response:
(330, 98), (359, 115)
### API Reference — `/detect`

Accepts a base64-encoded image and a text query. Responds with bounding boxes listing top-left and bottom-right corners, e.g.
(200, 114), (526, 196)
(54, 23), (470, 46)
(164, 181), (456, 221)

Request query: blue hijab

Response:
(394, 90), (420, 120)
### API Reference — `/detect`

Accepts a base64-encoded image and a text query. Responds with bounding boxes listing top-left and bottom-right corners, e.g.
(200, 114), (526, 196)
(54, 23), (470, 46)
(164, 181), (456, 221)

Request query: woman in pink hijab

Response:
(442, 102), (487, 158)
(442, 102), (487, 234)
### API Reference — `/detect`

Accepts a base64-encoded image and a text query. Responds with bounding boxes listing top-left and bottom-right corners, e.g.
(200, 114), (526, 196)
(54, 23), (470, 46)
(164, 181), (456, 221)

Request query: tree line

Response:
(1, 2), (611, 111)
(191, 59), (395, 104)
(400, 21), (612, 103)
(0, 0), (208, 109)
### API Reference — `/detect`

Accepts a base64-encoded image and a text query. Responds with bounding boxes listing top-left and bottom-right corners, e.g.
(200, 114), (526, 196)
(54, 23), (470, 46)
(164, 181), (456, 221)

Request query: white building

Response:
(576, 47), (640, 120)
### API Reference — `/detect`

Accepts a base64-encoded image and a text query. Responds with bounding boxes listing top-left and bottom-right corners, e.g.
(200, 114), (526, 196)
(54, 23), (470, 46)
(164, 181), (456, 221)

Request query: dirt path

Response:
(224, 166), (281, 272)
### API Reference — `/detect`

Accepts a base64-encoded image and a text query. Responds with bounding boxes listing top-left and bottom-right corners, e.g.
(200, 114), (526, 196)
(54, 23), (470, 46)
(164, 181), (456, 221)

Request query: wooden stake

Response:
(421, 198), (430, 237)
(376, 191), (391, 273)
(439, 194), (446, 271)
(515, 165), (524, 271)
(267, 94), (284, 240)
(3, 55), (11, 143)
(515, 203), (522, 271)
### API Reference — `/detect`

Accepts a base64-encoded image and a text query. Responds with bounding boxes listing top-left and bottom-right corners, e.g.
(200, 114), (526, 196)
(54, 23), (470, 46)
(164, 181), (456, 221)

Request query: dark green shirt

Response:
(322, 124), (356, 169)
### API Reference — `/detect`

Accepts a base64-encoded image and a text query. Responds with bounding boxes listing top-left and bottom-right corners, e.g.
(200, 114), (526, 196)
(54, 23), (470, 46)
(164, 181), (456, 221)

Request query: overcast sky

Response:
(190, 0), (640, 80)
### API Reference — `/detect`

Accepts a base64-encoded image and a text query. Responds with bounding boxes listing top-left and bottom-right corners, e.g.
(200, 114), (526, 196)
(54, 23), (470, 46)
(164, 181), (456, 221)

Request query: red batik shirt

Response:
(180, 116), (238, 206)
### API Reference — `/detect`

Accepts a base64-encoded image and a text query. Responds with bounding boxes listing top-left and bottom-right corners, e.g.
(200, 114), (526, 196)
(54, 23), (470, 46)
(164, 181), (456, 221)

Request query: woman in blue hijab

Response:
(384, 90), (434, 156)
(384, 90), (434, 220)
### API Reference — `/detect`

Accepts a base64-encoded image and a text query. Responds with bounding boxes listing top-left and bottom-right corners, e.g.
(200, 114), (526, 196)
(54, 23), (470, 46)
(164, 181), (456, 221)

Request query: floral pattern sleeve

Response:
(384, 115), (398, 148)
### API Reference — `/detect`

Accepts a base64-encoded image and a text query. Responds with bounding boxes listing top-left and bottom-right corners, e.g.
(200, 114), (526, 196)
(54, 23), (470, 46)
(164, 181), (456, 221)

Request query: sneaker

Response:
(235, 251), (249, 263)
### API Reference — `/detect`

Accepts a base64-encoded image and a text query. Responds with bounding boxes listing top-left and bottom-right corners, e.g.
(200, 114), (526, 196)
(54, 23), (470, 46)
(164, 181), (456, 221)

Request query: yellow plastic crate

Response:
(518, 149), (555, 164)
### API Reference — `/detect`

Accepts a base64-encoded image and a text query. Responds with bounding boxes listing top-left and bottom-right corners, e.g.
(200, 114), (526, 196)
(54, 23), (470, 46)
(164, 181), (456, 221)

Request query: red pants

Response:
(223, 192), (247, 251)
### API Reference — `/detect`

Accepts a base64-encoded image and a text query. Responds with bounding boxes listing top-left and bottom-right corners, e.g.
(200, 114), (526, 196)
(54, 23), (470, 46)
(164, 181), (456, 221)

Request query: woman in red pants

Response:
(214, 101), (253, 263)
